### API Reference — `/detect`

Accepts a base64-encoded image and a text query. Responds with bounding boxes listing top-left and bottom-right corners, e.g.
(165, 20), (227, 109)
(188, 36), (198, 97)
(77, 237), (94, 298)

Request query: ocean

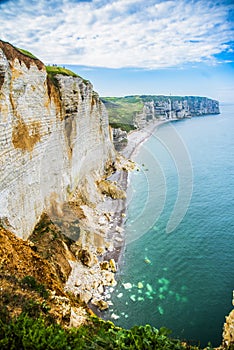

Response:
(105, 103), (234, 347)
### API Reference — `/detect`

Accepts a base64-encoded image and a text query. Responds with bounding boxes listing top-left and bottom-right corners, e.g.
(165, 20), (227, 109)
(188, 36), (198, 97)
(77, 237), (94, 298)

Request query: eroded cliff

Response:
(102, 95), (220, 131)
(0, 40), (115, 239)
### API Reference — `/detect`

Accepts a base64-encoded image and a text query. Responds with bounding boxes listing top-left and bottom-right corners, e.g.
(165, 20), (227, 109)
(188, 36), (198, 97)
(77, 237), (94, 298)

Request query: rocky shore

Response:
(63, 118), (171, 314)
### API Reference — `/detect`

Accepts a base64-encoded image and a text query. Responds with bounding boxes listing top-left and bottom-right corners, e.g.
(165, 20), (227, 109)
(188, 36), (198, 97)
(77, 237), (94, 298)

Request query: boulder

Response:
(77, 248), (94, 267)
(100, 261), (109, 270)
(109, 258), (117, 273)
(91, 299), (109, 311)
(102, 271), (116, 286)
(79, 290), (92, 304)
(69, 307), (87, 328)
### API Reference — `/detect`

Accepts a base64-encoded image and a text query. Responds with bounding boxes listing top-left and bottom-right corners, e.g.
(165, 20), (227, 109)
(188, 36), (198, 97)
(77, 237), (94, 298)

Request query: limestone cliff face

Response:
(102, 95), (220, 131)
(0, 40), (115, 239)
(135, 96), (220, 128)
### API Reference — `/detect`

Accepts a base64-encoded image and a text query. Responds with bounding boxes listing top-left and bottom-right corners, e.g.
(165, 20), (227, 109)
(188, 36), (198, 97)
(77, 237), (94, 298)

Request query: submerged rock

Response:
(123, 282), (132, 290)
(137, 282), (144, 289)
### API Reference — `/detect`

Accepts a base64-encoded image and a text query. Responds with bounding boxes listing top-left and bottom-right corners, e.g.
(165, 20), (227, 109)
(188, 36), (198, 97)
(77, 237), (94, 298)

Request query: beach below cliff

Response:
(102, 118), (172, 259)
(64, 118), (171, 312)
(122, 119), (171, 159)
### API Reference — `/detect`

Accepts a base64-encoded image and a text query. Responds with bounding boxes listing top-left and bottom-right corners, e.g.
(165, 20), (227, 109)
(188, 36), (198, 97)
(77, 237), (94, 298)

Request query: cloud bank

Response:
(0, 0), (233, 68)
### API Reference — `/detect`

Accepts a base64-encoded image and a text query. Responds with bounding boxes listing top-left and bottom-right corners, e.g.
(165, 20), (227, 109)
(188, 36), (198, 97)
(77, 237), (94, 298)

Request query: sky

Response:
(0, 0), (234, 102)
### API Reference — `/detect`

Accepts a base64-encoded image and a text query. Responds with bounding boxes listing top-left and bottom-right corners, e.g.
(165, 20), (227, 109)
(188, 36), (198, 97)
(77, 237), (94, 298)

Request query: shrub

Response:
(0, 313), (205, 350)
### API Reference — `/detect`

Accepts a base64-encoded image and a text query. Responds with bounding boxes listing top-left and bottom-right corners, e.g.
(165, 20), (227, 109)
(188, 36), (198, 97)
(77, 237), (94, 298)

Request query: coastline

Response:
(122, 119), (171, 159)
(65, 118), (175, 313)
(87, 118), (172, 315)
(102, 119), (172, 263)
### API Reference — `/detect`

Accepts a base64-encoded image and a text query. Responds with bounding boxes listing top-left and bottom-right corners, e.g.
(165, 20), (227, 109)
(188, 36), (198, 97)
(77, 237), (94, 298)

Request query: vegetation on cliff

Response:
(0, 313), (205, 350)
(101, 95), (220, 132)
(16, 47), (39, 60)
(46, 65), (89, 85)
(101, 96), (143, 132)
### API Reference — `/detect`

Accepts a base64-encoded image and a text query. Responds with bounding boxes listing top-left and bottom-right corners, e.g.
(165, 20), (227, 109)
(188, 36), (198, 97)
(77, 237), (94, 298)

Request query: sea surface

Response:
(105, 103), (234, 347)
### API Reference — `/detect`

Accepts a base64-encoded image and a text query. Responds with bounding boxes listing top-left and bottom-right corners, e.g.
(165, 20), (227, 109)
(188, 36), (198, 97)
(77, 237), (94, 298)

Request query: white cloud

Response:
(0, 0), (233, 68)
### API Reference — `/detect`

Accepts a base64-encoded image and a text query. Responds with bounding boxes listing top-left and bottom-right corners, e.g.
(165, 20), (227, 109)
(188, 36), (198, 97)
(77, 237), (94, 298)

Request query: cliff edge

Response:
(0, 40), (115, 240)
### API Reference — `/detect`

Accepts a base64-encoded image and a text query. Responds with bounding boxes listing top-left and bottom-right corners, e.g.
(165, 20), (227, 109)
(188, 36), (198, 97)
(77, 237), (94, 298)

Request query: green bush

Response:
(110, 122), (136, 132)
(0, 313), (206, 350)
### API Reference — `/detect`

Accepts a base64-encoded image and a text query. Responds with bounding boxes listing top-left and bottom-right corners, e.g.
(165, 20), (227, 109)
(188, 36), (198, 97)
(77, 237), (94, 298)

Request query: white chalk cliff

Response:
(0, 40), (115, 239)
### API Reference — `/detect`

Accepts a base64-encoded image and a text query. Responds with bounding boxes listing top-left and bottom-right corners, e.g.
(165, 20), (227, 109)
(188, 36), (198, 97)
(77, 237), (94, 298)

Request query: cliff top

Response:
(0, 39), (44, 71)
(46, 65), (90, 85)
(0, 39), (89, 85)
(102, 95), (220, 132)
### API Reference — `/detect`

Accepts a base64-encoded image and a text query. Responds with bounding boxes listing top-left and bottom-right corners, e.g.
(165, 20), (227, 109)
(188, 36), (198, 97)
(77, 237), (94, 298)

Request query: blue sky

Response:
(0, 0), (234, 102)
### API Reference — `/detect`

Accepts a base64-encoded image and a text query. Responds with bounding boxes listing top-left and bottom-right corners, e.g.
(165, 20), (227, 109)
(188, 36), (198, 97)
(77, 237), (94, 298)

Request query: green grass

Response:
(46, 65), (90, 86)
(16, 48), (39, 59)
(101, 96), (143, 132)
(15, 47), (90, 86)
(46, 65), (80, 78)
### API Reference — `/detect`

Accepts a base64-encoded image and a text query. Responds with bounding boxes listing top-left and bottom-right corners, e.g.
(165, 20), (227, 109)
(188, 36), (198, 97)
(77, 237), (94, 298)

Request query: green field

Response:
(101, 96), (144, 132)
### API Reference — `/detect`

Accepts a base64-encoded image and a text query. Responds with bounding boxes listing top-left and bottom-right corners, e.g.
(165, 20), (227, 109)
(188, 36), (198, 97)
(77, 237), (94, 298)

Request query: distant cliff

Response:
(0, 40), (115, 239)
(102, 95), (220, 131)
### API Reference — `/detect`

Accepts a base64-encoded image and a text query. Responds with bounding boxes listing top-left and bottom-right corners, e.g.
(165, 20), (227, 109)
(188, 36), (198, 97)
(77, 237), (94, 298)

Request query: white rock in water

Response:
(123, 282), (132, 289)
(117, 293), (123, 298)
(146, 283), (153, 293)
(137, 297), (144, 302)
(111, 313), (120, 320)
(144, 258), (151, 264)
(158, 306), (164, 315)
(137, 282), (144, 289)
(130, 295), (136, 302)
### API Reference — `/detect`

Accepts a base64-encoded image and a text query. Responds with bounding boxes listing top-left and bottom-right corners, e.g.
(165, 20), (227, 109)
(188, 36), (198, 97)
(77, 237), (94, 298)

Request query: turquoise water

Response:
(106, 104), (234, 347)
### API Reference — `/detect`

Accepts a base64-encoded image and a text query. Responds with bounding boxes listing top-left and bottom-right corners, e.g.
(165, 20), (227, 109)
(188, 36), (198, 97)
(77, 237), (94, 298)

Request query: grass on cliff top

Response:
(46, 65), (89, 85)
(16, 48), (39, 59)
(15, 47), (89, 85)
(101, 96), (143, 132)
